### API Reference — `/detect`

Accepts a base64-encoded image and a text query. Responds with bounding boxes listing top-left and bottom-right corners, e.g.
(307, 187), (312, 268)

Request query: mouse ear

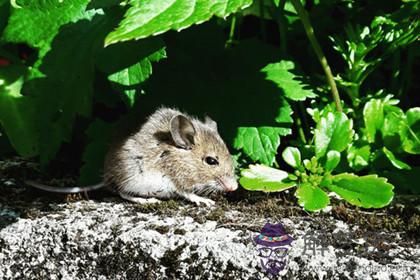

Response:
(204, 115), (218, 131)
(170, 115), (196, 149)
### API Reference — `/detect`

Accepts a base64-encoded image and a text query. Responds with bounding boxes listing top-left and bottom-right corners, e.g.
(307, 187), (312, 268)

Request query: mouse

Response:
(26, 107), (238, 207)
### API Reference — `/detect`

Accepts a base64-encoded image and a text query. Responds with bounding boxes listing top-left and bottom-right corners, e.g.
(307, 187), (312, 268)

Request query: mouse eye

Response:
(204, 156), (219, 165)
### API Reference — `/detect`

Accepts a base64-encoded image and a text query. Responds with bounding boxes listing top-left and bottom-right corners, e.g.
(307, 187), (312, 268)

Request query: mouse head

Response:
(167, 114), (238, 194)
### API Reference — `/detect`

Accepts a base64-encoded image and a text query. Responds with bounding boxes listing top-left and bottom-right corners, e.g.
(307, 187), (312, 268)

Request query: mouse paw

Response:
(193, 197), (215, 207)
(178, 192), (215, 207)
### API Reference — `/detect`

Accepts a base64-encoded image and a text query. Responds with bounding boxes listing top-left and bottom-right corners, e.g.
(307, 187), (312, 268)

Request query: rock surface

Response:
(1, 191), (419, 280)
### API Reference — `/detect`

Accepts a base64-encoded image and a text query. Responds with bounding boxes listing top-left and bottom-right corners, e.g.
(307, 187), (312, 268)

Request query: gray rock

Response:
(0, 199), (419, 280)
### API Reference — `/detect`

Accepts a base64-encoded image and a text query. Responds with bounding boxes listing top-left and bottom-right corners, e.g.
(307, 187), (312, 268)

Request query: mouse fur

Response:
(103, 107), (238, 206)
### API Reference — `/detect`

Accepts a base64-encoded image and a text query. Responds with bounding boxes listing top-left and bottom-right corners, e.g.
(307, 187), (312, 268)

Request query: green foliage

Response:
(3, 0), (91, 53)
(0, 0), (249, 179)
(401, 108), (420, 154)
(239, 164), (295, 192)
(0, 0), (418, 205)
(331, 1), (419, 101)
(329, 174), (394, 208)
(0, 66), (38, 156)
(295, 183), (329, 212)
(105, 0), (253, 45)
(262, 61), (316, 101)
(241, 121), (394, 211)
(314, 112), (354, 158)
(357, 96), (419, 171)
(234, 127), (290, 166)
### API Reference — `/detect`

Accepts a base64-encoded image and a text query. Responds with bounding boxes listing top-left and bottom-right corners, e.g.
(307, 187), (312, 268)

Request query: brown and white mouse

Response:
(27, 107), (238, 206)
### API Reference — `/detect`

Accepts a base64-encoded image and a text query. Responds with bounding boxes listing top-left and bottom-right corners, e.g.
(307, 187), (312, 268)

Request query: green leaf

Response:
(347, 142), (371, 171)
(382, 147), (411, 170)
(26, 13), (119, 165)
(96, 37), (166, 108)
(261, 61), (316, 101)
(407, 107), (420, 126)
(79, 119), (116, 185)
(0, 67), (38, 157)
(121, 89), (137, 108)
(107, 47), (166, 107)
(282, 147), (301, 168)
(275, 97), (293, 123)
(382, 105), (404, 137)
(329, 173), (394, 208)
(363, 99), (384, 143)
(108, 61), (150, 85)
(234, 126), (291, 166)
(325, 150), (340, 172)
(108, 50), (165, 86)
(401, 107), (420, 154)
(295, 183), (330, 211)
(314, 112), (354, 158)
(240, 164), (295, 192)
(105, 0), (252, 45)
(3, 0), (91, 55)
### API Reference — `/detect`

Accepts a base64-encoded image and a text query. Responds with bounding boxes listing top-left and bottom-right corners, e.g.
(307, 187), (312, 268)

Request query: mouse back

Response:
(104, 107), (238, 195)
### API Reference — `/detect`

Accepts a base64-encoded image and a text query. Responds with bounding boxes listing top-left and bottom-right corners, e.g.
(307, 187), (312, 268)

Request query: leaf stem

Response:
(289, 0), (342, 112)
(230, 16), (237, 39)
(226, 15), (237, 47)
(296, 115), (307, 144)
(276, 0), (288, 55)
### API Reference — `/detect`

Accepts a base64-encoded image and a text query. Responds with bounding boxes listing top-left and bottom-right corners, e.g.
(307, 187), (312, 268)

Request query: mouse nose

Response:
(221, 177), (238, 192)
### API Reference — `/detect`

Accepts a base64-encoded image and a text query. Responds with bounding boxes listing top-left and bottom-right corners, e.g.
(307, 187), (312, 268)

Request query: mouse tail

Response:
(25, 180), (105, 194)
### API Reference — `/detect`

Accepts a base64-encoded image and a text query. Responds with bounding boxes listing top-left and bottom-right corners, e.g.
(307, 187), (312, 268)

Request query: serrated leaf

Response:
(295, 183), (330, 211)
(107, 47), (165, 107)
(314, 112), (354, 158)
(363, 99), (384, 143)
(0, 67), (38, 157)
(240, 164), (295, 192)
(79, 119), (116, 185)
(261, 61), (316, 101)
(234, 126), (291, 166)
(325, 150), (340, 171)
(282, 147), (301, 168)
(382, 147), (411, 170)
(329, 173), (394, 208)
(107, 47), (166, 85)
(401, 107), (420, 154)
(121, 89), (137, 108)
(3, 0), (91, 55)
(275, 96), (293, 123)
(105, 0), (252, 45)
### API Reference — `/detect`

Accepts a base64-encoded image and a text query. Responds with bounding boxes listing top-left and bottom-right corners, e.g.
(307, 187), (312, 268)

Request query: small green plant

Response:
(346, 95), (420, 172)
(240, 111), (394, 212)
(235, 0), (419, 208)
